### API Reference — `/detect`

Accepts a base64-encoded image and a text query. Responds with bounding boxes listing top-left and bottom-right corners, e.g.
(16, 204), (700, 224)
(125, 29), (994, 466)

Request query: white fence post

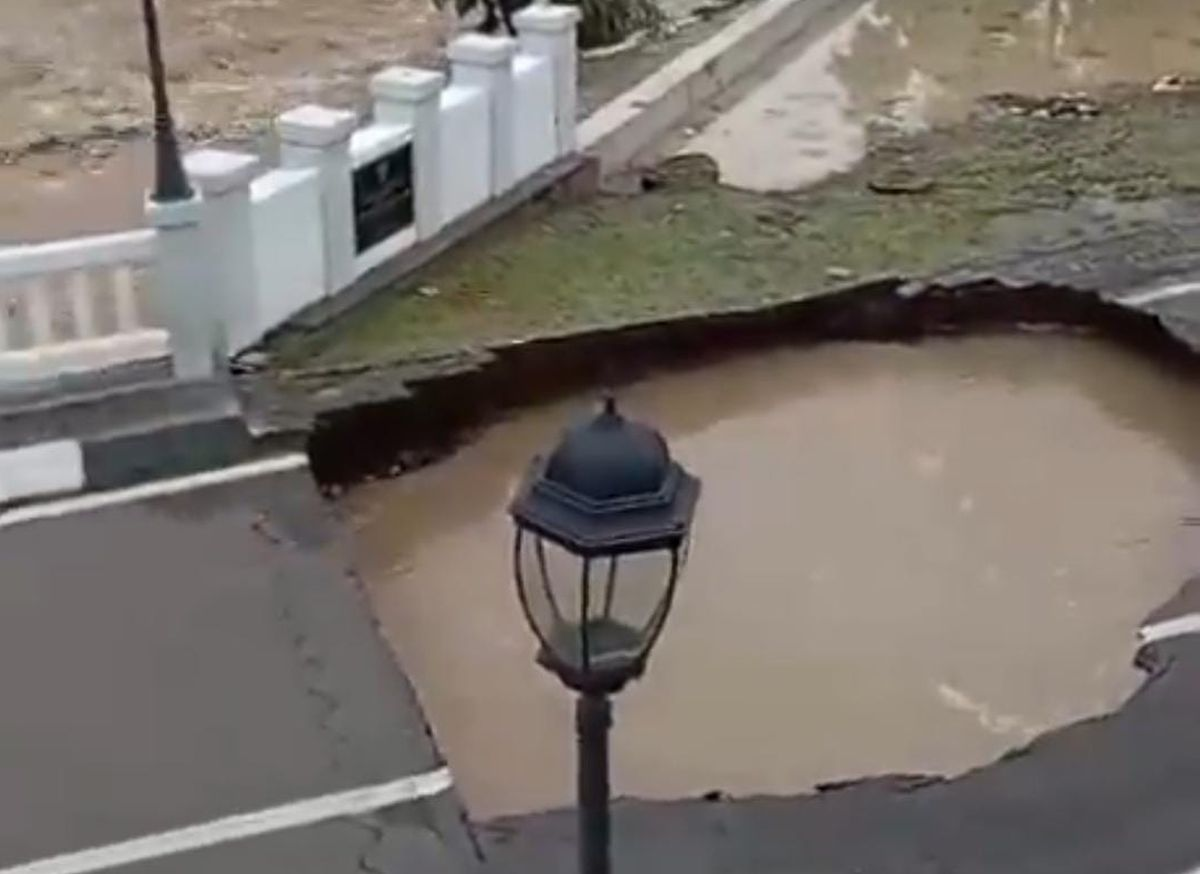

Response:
(448, 34), (518, 196)
(371, 67), (447, 240)
(277, 105), (358, 294)
(514, 4), (581, 156)
(145, 194), (217, 379)
(185, 148), (261, 354)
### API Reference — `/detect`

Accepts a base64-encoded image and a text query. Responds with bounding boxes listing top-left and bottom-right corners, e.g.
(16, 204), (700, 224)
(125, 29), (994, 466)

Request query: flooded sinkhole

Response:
(346, 334), (1200, 819)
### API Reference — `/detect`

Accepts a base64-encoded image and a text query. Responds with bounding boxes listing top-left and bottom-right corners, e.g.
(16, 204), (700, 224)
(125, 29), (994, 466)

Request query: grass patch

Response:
(271, 87), (1200, 370)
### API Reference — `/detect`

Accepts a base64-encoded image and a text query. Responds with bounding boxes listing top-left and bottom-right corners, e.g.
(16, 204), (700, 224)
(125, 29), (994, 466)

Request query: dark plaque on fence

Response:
(352, 142), (415, 254)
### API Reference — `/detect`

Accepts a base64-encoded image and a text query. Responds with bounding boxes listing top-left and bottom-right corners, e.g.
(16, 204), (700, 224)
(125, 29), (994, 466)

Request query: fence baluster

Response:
(25, 278), (55, 346)
(67, 269), (97, 339)
(0, 294), (13, 351)
(111, 265), (140, 332)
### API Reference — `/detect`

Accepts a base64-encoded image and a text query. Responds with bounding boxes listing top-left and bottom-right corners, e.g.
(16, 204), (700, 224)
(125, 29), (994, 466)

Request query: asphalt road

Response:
(0, 467), (475, 873)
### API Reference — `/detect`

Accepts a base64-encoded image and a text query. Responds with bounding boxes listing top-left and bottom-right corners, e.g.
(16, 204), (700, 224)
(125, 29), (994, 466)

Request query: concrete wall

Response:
(513, 54), (557, 181)
(439, 85), (493, 224)
(248, 168), (326, 347)
(223, 21), (574, 351)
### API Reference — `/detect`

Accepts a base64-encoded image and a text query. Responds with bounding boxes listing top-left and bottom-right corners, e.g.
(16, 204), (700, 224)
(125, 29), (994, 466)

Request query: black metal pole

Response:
(576, 692), (612, 874)
(139, 0), (193, 202)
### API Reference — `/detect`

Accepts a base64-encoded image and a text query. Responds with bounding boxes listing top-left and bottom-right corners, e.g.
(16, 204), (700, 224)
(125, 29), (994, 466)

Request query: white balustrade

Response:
(0, 3), (581, 385)
(0, 229), (169, 386)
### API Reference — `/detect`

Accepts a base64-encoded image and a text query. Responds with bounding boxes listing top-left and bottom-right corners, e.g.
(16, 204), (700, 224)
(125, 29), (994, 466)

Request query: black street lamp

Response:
(509, 397), (701, 874)
(139, 0), (193, 202)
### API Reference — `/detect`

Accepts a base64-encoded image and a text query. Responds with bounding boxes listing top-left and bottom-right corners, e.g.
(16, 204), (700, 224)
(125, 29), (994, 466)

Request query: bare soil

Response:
(0, 0), (453, 160)
(0, 0), (733, 241)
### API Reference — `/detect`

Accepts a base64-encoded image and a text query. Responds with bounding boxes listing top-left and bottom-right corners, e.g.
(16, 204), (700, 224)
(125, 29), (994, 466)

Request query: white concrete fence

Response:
(0, 4), (580, 391)
(0, 229), (168, 386)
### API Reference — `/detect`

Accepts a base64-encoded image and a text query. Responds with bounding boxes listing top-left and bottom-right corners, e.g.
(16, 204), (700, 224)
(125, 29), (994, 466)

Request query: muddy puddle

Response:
(686, 0), (1200, 190)
(347, 334), (1200, 818)
(0, 141), (154, 244)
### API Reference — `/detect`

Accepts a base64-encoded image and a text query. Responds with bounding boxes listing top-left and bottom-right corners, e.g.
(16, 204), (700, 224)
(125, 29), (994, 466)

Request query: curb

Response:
(0, 440), (85, 506)
(0, 404), (254, 509)
(578, 0), (855, 172)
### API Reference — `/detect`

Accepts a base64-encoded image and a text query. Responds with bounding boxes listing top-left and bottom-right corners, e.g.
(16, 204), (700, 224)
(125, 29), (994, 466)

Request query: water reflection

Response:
(688, 0), (1200, 190)
(348, 335), (1200, 818)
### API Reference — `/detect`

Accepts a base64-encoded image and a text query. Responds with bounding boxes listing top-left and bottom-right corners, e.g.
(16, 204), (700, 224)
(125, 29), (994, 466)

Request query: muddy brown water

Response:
(348, 335), (1200, 818)
(686, 0), (1200, 190)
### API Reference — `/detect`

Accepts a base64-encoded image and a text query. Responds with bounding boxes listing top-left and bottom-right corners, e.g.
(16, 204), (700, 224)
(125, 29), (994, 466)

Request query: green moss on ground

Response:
(271, 87), (1200, 369)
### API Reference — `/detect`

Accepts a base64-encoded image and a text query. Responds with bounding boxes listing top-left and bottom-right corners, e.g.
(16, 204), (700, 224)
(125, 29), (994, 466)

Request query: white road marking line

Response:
(1140, 612), (1200, 645)
(0, 767), (454, 874)
(1121, 281), (1200, 308)
(0, 453), (309, 530)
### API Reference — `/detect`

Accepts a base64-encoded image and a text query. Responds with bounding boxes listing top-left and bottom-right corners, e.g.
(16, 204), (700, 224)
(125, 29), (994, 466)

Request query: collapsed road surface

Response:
(481, 600), (1200, 874)
(0, 461), (475, 874)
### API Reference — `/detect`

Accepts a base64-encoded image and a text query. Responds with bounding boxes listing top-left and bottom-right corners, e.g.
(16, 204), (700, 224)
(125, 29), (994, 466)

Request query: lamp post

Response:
(509, 397), (701, 874)
(139, 0), (193, 202)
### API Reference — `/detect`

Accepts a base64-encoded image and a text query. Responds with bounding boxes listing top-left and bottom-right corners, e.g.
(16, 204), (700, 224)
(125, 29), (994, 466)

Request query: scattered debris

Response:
(232, 350), (271, 374)
(418, 285), (441, 298)
(580, 28), (650, 61)
(1152, 74), (1199, 93)
(983, 92), (1101, 119)
(754, 205), (803, 231)
(640, 152), (720, 191)
(826, 265), (854, 281)
(691, 0), (749, 20)
(867, 168), (935, 196)
(250, 512), (284, 545)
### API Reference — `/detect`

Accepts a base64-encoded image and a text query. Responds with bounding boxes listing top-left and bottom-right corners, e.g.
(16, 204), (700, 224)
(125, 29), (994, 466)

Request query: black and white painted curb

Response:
(0, 452), (309, 525)
(0, 439), (85, 507)
(0, 411), (256, 510)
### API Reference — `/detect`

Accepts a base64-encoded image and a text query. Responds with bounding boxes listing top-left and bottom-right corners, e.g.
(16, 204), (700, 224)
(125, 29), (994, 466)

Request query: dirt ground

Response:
(0, 0), (454, 161)
(0, 0), (731, 241)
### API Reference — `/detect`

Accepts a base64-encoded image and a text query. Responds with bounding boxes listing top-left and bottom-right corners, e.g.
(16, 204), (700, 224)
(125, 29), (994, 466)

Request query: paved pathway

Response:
(0, 464), (475, 874)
